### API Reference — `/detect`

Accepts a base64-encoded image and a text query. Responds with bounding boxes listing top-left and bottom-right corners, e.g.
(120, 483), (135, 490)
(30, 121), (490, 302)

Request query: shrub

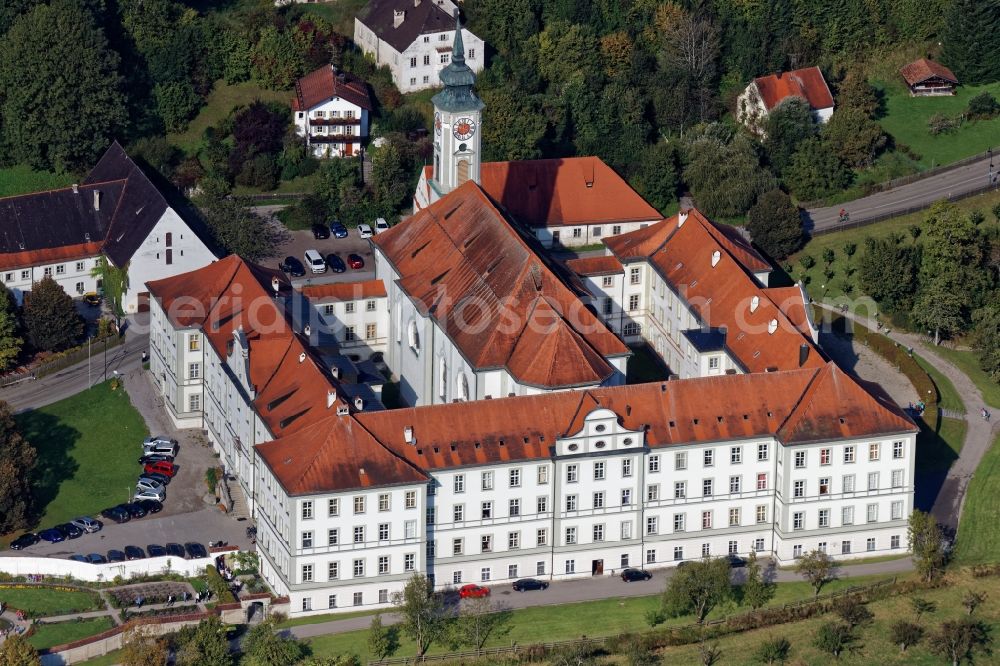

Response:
(928, 113), (961, 135)
(966, 92), (1000, 119)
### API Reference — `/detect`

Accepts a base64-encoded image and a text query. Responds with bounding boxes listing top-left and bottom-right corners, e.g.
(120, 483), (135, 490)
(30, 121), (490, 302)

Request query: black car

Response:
(69, 554), (89, 563)
(311, 223), (331, 240)
(279, 256), (306, 277)
(724, 554), (748, 568)
(124, 546), (146, 560)
(140, 472), (171, 487)
(330, 222), (349, 238)
(123, 502), (147, 519)
(165, 542), (185, 558)
(185, 542), (208, 559)
(147, 544), (167, 557)
(56, 523), (83, 539)
(9, 533), (39, 550)
(512, 578), (549, 592)
(107, 549), (126, 563)
(101, 506), (131, 523)
(138, 453), (174, 465)
(137, 499), (163, 514)
(620, 568), (653, 582)
(325, 253), (346, 273)
(87, 553), (107, 564)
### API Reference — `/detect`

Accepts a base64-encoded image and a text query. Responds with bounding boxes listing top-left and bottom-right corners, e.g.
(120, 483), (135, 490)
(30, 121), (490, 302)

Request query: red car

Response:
(348, 253), (364, 270)
(143, 460), (177, 478)
(459, 584), (490, 599)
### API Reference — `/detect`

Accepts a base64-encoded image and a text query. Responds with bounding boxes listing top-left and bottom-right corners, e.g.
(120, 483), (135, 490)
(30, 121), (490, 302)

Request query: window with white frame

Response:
(454, 475), (465, 493)
(622, 459), (632, 477)
(704, 449), (715, 466)
(537, 528), (548, 546)
(537, 496), (548, 513)
(565, 559), (576, 574)
(673, 546), (684, 561)
(378, 523), (389, 541)
(793, 545), (803, 558)
(566, 495), (577, 511)
(328, 528), (339, 546)
(674, 481), (686, 499)
(328, 562), (339, 579)
(565, 527), (577, 545)
(508, 531), (520, 549)
(566, 464), (578, 483)
(891, 535), (901, 548)
(354, 526), (365, 543)
(353, 559), (365, 577)
(405, 554), (415, 571)
(593, 461), (605, 480)
(602, 275), (614, 288)
(646, 548), (656, 563)
(647, 484), (659, 501)
(378, 556), (390, 574)
(378, 493), (390, 511)
(729, 507), (740, 526)
(509, 468), (521, 487)
(302, 501), (313, 519)
(405, 520), (417, 538)
(509, 498), (520, 517)
(818, 509), (830, 527)
(538, 465), (549, 484)
(353, 496), (365, 514)
(628, 294), (639, 311)
(646, 516), (658, 535)
(481, 567), (491, 581)
(453, 538), (463, 555)
(819, 477), (830, 495)
(842, 506), (854, 525)
(794, 451), (806, 468)
(867, 503), (878, 522)
(891, 501), (903, 520)
(301, 531), (313, 548)
(757, 443), (769, 461)
(593, 524), (605, 542)
(481, 501), (493, 519)
(754, 538), (765, 552)
(892, 470), (904, 488)
(622, 488), (632, 505)
(649, 455), (660, 472)
(482, 471), (494, 490)
(405, 490), (417, 508)
(328, 498), (339, 516)
(869, 443), (880, 461)
(730, 446), (742, 464)
(893, 441), (904, 459)
(756, 505), (767, 523)
(621, 520), (633, 539)
(820, 448), (831, 465)
(729, 476), (741, 493)
(844, 446), (855, 463)
(793, 512), (804, 530)
(453, 504), (464, 522)
(756, 473), (767, 490)
(843, 474), (856, 493)
(673, 513), (685, 531)
(868, 472), (879, 490)
(481, 535), (492, 552)
(675, 452), (687, 470)
(703, 479), (713, 496)
(592, 492), (604, 509)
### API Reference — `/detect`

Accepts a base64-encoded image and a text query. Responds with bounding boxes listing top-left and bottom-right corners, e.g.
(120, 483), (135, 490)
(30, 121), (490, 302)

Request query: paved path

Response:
(816, 304), (999, 532)
(805, 155), (998, 233)
(287, 556), (912, 640)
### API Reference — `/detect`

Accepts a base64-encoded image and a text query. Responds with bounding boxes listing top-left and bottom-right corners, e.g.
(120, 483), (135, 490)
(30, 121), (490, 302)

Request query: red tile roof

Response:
(765, 286), (813, 339)
(565, 255), (624, 277)
(374, 181), (629, 388)
(479, 157), (661, 228)
(605, 210), (825, 373)
(293, 66), (372, 112)
(753, 66), (834, 112)
(0, 241), (105, 272)
(146, 255), (354, 437)
(300, 280), (387, 302)
(900, 58), (958, 86)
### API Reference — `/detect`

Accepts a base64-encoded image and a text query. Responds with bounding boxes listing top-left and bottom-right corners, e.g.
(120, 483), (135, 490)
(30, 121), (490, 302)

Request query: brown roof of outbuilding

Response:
(565, 255), (624, 277)
(479, 157), (661, 229)
(753, 66), (834, 112)
(900, 58), (959, 86)
(293, 66), (373, 112)
(605, 210), (824, 374)
(374, 181), (629, 388)
(359, 0), (455, 53)
(300, 280), (387, 302)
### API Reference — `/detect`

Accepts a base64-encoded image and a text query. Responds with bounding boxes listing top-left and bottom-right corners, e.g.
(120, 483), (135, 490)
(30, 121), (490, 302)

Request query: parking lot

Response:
(271, 228), (377, 287)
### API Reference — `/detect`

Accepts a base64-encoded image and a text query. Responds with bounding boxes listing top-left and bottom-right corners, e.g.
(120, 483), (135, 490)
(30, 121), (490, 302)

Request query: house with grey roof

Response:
(354, 0), (484, 93)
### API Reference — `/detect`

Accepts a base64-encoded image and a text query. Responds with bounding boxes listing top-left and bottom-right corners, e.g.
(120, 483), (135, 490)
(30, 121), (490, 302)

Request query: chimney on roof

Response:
(354, 397), (364, 411)
(404, 425), (414, 444)
(93, 190), (101, 211)
(799, 343), (810, 367)
(393, 9), (405, 27)
(327, 389), (337, 409)
(72, 184), (79, 194)
(678, 209), (689, 227)
(337, 404), (349, 416)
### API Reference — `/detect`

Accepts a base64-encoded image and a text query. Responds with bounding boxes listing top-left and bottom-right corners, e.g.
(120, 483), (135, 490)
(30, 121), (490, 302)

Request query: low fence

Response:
(0, 334), (125, 388)
(811, 179), (1000, 236)
(368, 578), (898, 665)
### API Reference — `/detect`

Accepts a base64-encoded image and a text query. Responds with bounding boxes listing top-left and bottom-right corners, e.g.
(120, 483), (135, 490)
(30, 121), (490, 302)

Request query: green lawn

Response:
(277, 607), (380, 629)
(925, 345), (1000, 410)
(167, 80), (292, 154)
(661, 568), (1000, 665)
(0, 165), (76, 198)
(876, 80), (1000, 168)
(788, 188), (1000, 303)
(914, 354), (964, 414)
(954, 432), (1000, 566)
(0, 587), (103, 616)
(12, 381), (148, 535)
(307, 576), (888, 660)
(27, 617), (114, 650)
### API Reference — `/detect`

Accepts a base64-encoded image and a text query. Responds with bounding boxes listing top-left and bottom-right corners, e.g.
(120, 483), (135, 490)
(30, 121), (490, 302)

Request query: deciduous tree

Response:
(0, 401), (35, 535)
(962, 590), (987, 616)
(241, 618), (306, 666)
(367, 614), (399, 662)
(753, 636), (792, 664)
(0, 0), (127, 171)
(909, 510), (946, 582)
(392, 574), (449, 657)
(783, 138), (851, 201)
(910, 597), (937, 622)
(795, 549), (834, 597)
(889, 620), (924, 653)
(747, 190), (803, 259)
(176, 615), (232, 666)
(813, 623), (858, 659)
(0, 632), (40, 666)
(822, 107), (887, 168)
(121, 624), (169, 666)
(972, 303), (1000, 382)
(631, 142), (679, 214)
(742, 550), (776, 610)
(930, 619), (992, 666)
(22, 277), (84, 352)
(198, 196), (282, 262)
(660, 557), (732, 623)
(763, 98), (816, 177)
(445, 596), (513, 652)
(856, 236), (920, 312)
(683, 130), (776, 218)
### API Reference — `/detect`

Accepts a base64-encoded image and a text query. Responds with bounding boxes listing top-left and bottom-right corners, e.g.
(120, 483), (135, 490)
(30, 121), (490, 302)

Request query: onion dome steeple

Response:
(431, 10), (484, 113)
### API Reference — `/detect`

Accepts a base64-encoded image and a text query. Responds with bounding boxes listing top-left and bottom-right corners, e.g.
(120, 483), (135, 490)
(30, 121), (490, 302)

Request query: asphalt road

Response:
(804, 154), (998, 232)
(288, 556), (913, 639)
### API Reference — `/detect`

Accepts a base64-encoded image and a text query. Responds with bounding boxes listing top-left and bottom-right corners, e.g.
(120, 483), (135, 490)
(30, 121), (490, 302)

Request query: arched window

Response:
(407, 320), (420, 353)
(456, 159), (470, 185)
(456, 373), (469, 402)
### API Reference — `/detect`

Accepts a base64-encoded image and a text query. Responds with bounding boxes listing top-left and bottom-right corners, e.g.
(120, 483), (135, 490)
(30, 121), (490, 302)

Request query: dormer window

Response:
(750, 295), (760, 313)
(711, 250), (721, 267)
(767, 319), (778, 335)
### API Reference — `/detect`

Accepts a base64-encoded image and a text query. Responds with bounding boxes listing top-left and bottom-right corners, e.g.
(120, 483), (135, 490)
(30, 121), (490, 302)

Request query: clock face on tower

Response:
(452, 117), (477, 141)
(434, 112), (442, 137)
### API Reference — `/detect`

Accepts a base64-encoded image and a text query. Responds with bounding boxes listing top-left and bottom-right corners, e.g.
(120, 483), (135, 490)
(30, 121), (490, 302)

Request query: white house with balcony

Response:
(293, 67), (372, 159)
(354, 0), (484, 93)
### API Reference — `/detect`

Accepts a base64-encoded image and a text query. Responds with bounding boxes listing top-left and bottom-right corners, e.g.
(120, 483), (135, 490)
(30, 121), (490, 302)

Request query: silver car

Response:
(70, 516), (102, 533)
(143, 435), (177, 447)
(135, 478), (166, 500)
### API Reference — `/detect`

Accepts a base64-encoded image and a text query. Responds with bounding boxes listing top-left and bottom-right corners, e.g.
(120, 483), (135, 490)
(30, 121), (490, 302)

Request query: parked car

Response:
(137, 476), (168, 492)
(374, 217), (391, 234)
(357, 223), (373, 238)
(122, 502), (147, 519)
(124, 546), (146, 560)
(165, 543), (185, 558)
(9, 533), (39, 550)
(86, 553), (107, 564)
(138, 453), (174, 465)
(279, 256), (306, 278)
(325, 253), (346, 273)
(55, 523), (83, 540)
(147, 544), (167, 557)
(83, 292), (102, 307)
(137, 499), (163, 514)
(348, 253), (364, 270)
(107, 549), (126, 563)
(140, 472), (171, 487)
(724, 554), (748, 568)
(69, 554), (89, 563)
(620, 568), (653, 582)
(311, 223), (331, 240)
(100, 506), (131, 523)
(142, 441), (178, 458)
(330, 222), (349, 238)
(512, 578), (549, 592)
(71, 517), (101, 534)
(134, 489), (165, 502)
(143, 435), (177, 447)
(38, 528), (66, 543)
(144, 460), (177, 478)
(304, 249), (327, 274)
(185, 542), (208, 559)
(459, 584), (490, 599)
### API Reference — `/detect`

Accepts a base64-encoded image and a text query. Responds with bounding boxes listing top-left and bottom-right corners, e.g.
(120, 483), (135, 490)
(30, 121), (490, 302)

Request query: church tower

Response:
(430, 11), (484, 196)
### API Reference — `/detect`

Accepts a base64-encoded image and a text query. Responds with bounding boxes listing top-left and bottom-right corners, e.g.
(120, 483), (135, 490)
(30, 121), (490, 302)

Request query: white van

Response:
(304, 249), (326, 274)
(374, 218), (390, 234)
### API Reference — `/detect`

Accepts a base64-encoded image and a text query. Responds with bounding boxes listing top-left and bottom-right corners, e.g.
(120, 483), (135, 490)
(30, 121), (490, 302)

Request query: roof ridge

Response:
(773, 364), (826, 438)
